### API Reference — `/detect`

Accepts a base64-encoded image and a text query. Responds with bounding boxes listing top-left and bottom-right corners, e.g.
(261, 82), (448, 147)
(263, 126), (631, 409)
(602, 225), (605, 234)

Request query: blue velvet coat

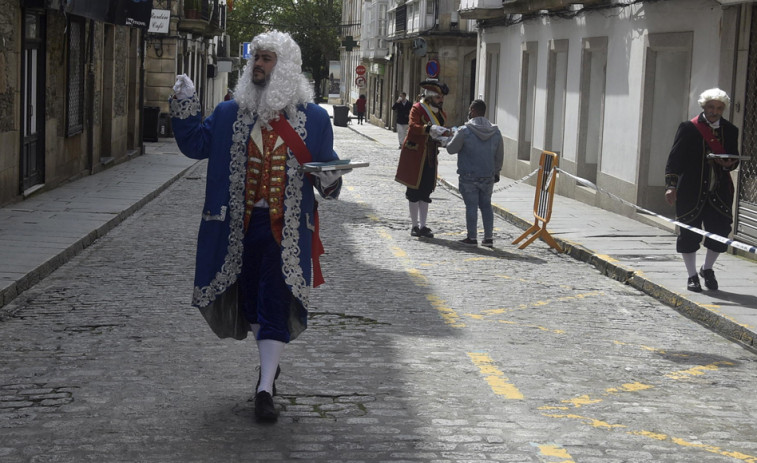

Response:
(170, 96), (341, 340)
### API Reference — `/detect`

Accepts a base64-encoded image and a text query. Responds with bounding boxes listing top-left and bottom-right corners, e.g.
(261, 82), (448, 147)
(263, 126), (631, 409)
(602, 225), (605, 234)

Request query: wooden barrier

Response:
(512, 151), (562, 252)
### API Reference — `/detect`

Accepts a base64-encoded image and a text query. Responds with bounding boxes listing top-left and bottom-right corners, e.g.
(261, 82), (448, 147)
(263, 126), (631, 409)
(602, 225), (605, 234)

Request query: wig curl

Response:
(698, 88), (730, 107)
(234, 30), (314, 125)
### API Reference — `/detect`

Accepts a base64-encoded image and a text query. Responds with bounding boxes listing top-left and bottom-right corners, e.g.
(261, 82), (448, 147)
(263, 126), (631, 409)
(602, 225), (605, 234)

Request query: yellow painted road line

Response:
(543, 412), (757, 462)
(665, 361), (735, 380)
(467, 352), (524, 400)
(481, 291), (605, 317)
(531, 443), (575, 463)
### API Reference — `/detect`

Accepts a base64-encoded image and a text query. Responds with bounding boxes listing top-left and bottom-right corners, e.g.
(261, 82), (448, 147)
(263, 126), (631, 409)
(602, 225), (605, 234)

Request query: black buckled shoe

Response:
(411, 226), (421, 237)
(458, 238), (477, 246)
(687, 275), (702, 293)
(419, 226), (434, 238)
(254, 391), (278, 422)
(256, 365), (281, 396)
(699, 267), (719, 291)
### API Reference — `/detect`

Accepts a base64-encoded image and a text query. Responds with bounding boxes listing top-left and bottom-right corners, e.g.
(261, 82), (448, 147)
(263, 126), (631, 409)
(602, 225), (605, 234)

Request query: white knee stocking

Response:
(681, 252), (697, 278)
(408, 201), (419, 228)
(257, 339), (285, 394)
(418, 201), (429, 228)
(703, 248), (720, 270)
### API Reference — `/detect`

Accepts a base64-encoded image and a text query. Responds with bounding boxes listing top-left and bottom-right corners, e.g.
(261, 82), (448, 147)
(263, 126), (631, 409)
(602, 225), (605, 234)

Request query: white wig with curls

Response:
(698, 88), (730, 107)
(234, 30), (314, 125)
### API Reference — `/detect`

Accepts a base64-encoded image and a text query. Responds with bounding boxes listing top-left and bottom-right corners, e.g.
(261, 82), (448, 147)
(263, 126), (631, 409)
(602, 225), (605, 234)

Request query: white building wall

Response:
(481, 0), (725, 186)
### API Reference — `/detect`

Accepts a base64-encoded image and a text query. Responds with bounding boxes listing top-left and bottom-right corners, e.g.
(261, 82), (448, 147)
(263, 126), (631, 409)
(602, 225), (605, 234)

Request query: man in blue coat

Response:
(170, 30), (345, 422)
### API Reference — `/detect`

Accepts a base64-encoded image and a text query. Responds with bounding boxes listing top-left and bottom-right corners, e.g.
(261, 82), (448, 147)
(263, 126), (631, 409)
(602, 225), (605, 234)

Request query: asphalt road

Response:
(0, 125), (756, 462)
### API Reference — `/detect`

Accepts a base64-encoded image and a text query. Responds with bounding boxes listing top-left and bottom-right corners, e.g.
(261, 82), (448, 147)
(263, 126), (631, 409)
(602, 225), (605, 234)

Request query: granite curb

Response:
(437, 176), (756, 351)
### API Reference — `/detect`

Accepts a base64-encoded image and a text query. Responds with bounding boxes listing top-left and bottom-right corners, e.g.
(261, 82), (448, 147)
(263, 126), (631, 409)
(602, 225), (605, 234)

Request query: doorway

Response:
(21, 10), (46, 193)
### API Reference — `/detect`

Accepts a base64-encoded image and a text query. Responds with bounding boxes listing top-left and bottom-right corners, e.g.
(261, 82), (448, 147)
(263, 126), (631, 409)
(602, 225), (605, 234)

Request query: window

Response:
(577, 37), (608, 183)
(66, 17), (85, 136)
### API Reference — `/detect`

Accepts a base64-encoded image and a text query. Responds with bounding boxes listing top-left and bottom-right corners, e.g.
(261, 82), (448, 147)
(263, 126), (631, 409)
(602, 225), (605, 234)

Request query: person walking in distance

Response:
(394, 80), (450, 238)
(665, 88), (740, 292)
(392, 92), (412, 149)
(170, 30), (347, 422)
(446, 99), (504, 247)
(355, 94), (367, 125)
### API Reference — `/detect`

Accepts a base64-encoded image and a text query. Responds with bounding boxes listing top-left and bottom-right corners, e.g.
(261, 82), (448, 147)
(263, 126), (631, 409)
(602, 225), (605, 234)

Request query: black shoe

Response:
(687, 275), (702, 292)
(482, 238), (494, 248)
(699, 267), (719, 290)
(254, 391), (278, 422)
(256, 365), (281, 396)
(459, 238), (477, 246)
(411, 226), (421, 237)
(419, 226), (434, 238)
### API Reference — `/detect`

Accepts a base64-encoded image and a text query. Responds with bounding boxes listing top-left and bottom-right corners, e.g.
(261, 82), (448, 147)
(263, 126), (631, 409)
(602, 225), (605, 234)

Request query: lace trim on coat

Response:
(192, 108), (310, 308)
(169, 95), (201, 119)
(191, 109), (254, 308)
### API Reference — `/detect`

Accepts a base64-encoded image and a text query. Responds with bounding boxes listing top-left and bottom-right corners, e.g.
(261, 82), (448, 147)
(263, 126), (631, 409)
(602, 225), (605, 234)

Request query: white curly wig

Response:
(698, 88), (730, 107)
(234, 30), (314, 125)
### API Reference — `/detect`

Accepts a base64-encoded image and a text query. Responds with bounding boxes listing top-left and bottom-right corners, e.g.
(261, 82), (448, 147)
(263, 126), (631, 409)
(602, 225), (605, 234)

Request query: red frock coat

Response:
(394, 102), (446, 188)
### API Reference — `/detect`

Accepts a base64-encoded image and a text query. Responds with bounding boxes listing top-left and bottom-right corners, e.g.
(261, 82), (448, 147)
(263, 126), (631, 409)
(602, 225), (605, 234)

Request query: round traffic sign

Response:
(356, 65), (367, 76)
(426, 59), (440, 78)
(355, 76), (366, 88)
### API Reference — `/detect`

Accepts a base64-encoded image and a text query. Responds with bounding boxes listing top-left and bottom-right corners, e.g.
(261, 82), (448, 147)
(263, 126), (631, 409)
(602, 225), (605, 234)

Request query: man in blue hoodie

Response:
(446, 99), (504, 247)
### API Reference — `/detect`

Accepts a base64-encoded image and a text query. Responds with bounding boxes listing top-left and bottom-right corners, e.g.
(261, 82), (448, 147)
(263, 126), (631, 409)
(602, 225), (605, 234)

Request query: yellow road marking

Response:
(427, 294), (464, 327)
(467, 352), (524, 400)
(665, 361), (734, 380)
(543, 413), (625, 429)
(539, 382), (653, 411)
(532, 443), (575, 462)
(482, 291), (604, 316)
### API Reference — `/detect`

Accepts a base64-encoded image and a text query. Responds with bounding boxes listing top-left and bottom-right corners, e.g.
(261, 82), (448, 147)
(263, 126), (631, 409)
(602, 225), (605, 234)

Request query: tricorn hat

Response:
(420, 79), (449, 96)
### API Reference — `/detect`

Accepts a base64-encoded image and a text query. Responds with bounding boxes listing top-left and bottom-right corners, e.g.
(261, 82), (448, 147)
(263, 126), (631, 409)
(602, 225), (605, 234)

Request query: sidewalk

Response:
(1, 108), (755, 352)
(333, 106), (757, 351)
(0, 142), (197, 315)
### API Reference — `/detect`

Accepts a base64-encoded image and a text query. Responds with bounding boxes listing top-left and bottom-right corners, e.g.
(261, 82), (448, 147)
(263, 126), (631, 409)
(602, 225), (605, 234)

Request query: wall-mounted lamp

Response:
(154, 37), (164, 57)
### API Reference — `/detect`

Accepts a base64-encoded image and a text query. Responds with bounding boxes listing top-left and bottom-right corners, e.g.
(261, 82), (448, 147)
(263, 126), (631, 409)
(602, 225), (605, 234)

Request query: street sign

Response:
(242, 42), (251, 60)
(355, 76), (366, 88)
(426, 59), (440, 78)
(356, 65), (366, 75)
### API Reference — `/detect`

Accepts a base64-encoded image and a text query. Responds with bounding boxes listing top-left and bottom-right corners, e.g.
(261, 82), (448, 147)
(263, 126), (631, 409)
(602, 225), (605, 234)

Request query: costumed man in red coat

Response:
(394, 80), (451, 238)
(665, 88), (739, 292)
(171, 31), (347, 422)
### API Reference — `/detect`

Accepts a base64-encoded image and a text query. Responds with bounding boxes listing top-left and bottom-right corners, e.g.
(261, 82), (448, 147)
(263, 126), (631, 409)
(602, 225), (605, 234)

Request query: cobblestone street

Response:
(1, 124), (757, 462)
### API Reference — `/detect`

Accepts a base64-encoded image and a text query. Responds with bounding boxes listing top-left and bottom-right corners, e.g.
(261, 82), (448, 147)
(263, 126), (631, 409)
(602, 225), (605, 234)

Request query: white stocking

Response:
(256, 339), (285, 394)
(408, 201), (419, 228)
(681, 252), (697, 278)
(703, 248), (720, 270)
(418, 201), (429, 228)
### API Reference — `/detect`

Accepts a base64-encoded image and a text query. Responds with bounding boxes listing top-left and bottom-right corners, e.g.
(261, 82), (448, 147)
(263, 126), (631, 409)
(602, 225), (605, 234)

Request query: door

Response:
(21, 10), (45, 192)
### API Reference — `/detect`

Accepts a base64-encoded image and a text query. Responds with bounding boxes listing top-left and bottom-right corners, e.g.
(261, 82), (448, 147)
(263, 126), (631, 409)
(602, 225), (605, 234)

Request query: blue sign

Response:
(242, 42), (252, 60)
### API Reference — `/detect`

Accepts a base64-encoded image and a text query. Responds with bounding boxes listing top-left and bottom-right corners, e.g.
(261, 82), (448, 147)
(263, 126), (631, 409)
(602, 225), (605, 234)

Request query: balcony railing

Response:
(180, 0), (224, 37)
(458, 0), (503, 20)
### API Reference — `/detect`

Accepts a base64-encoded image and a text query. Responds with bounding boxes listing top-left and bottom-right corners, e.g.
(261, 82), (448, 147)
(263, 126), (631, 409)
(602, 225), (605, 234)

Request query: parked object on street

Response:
(665, 88), (740, 293)
(170, 30), (347, 422)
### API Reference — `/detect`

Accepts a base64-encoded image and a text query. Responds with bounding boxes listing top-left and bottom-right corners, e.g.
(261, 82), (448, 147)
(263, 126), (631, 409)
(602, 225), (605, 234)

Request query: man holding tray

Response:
(665, 88), (740, 292)
(170, 30), (347, 422)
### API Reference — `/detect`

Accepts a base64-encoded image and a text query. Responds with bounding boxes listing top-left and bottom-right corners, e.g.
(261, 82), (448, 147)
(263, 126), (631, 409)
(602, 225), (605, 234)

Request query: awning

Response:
(63, 0), (154, 29)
